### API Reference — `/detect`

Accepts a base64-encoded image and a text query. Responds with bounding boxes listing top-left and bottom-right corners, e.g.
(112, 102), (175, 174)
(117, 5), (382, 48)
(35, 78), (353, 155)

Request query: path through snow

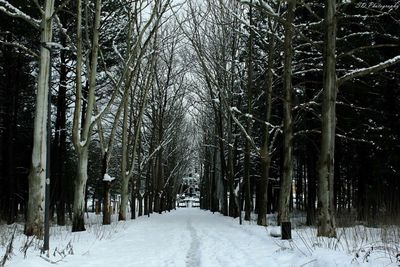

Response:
(185, 218), (200, 267)
(5, 209), (365, 267)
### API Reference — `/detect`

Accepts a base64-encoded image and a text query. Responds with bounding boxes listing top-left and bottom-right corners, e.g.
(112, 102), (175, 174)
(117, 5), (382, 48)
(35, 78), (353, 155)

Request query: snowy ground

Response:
(1, 209), (399, 267)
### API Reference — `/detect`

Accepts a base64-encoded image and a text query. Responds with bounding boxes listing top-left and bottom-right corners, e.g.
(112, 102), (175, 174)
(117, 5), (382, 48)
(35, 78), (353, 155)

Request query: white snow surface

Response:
(1, 209), (398, 267)
(103, 173), (115, 182)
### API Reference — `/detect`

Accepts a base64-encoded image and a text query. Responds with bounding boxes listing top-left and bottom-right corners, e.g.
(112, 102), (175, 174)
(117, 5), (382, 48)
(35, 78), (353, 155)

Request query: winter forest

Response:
(0, 0), (400, 266)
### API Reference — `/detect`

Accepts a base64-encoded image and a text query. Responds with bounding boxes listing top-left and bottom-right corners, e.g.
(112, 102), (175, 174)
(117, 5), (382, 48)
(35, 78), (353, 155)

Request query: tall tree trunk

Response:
(244, 4), (254, 222)
(211, 144), (219, 212)
(137, 135), (143, 217)
(306, 150), (317, 225)
(243, 91), (252, 218)
(119, 87), (130, 221)
(54, 35), (67, 226)
(216, 94), (228, 216)
(153, 154), (161, 213)
(4, 46), (19, 224)
(257, 29), (276, 226)
(226, 97), (238, 217)
(279, 0), (295, 240)
(25, 0), (55, 238)
(317, 0), (337, 238)
(227, 130), (238, 217)
(72, 0), (102, 232)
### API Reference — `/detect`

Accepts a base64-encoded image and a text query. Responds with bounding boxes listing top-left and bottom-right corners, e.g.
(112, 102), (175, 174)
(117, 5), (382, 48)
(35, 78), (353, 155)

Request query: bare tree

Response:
(119, 0), (172, 221)
(72, 0), (104, 232)
(0, 0), (55, 238)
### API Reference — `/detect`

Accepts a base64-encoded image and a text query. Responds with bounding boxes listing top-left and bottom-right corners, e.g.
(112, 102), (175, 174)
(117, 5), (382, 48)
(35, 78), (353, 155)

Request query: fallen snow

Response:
(103, 173), (115, 182)
(1, 209), (399, 267)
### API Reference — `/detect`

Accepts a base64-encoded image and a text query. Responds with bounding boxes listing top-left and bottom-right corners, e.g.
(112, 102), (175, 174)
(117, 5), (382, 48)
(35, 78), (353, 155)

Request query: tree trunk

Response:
(4, 48), (20, 224)
(144, 192), (149, 216)
(25, 0), (55, 238)
(138, 194), (143, 217)
(131, 189), (136, 219)
(306, 151), (317, 225)
(317, 0), (337, 238)
(258, 156), (271, 225)
(137, 135), (143, 217)
(119, 51), (132, 221)
(257, 28), (276, 226)
(72, 148), (89, 232)
(227, 117), (238, 217)
(216, 94), (228, 216)
(211, 142), (219, 212)
(149, 193), (154, 214)
(100, 150), (111, 225)
(279, 0), (295, 240)
(119, 170), (129, 221)
(119, 86), (131, 221)
(2, 41), (20, 224)
(244, 4), (254, 222)
(54, 35), (67, 226)
(103, 180), (111, 224)
(72, 0), (102, 232)
(102, 153), (111, 225)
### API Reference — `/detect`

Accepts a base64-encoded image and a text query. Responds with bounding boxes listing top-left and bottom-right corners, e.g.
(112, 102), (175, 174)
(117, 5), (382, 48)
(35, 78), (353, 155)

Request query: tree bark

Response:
(257, 28), (276, 226)
(244, 4), (254, 222)
(25, 0), (55, 238)
(102, 154), (111, 225)
(306, 150), (317, 225)
(279, 0), (295, 240)
(72, 148), (89, 232)
(4, 43), (19, 225)
(317, 0), (337, 238)
(54, 34), (67, 226)
(119, 87), (130, 220)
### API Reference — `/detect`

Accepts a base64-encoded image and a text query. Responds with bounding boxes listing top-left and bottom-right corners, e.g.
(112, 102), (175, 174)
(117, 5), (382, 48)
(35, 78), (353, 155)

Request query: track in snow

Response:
(8, 209), (287, 267)
(185, 218), (200, 267)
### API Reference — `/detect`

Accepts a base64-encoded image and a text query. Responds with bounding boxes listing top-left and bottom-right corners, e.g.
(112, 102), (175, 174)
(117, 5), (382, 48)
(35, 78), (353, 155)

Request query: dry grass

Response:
(294, 224), (400, 265)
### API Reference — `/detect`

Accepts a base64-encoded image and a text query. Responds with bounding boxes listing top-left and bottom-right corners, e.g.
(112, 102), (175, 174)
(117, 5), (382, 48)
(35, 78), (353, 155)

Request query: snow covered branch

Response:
(238, 0), (285, 29)
(0, 0), (40, 28)
(53, 14), (76, 50)
(338, 44), (399, 59)
(0, 40), (39, 58)
(338, 55), (400, 86)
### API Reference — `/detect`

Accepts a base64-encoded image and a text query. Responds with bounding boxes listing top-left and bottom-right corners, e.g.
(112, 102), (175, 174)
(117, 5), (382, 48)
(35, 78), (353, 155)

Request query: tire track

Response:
(185, 219), (201, 267)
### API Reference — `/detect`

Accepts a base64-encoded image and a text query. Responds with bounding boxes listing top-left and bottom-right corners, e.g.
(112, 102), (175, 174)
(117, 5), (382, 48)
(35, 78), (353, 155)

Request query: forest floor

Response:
(1, 209), (399, 267)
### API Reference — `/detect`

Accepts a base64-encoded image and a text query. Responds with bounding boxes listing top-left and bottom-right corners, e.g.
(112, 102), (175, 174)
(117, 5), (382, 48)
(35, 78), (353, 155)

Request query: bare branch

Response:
(338, 55), (400, 86)
(338, 44), (399, 59)
(53, 14), (76, 50)
(0, 40), (39, 58)
(0, 0), (40, 28)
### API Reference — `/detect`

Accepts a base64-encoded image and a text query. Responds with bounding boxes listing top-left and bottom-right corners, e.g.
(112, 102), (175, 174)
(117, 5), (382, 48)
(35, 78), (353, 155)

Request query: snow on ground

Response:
(1, 209), (399, 267)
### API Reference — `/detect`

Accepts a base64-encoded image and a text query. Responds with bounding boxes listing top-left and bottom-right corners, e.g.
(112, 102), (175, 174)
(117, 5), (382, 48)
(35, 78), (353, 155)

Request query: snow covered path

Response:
(67, 209), (281, 267)
(5, 209), (372, 267)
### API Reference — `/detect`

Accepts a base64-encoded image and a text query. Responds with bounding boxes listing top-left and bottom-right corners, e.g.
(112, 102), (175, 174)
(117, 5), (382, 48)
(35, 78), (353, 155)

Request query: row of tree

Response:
(185, 0), (399, 239)
(0, 0), (399, 242)
(0, 0), (197, 237)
